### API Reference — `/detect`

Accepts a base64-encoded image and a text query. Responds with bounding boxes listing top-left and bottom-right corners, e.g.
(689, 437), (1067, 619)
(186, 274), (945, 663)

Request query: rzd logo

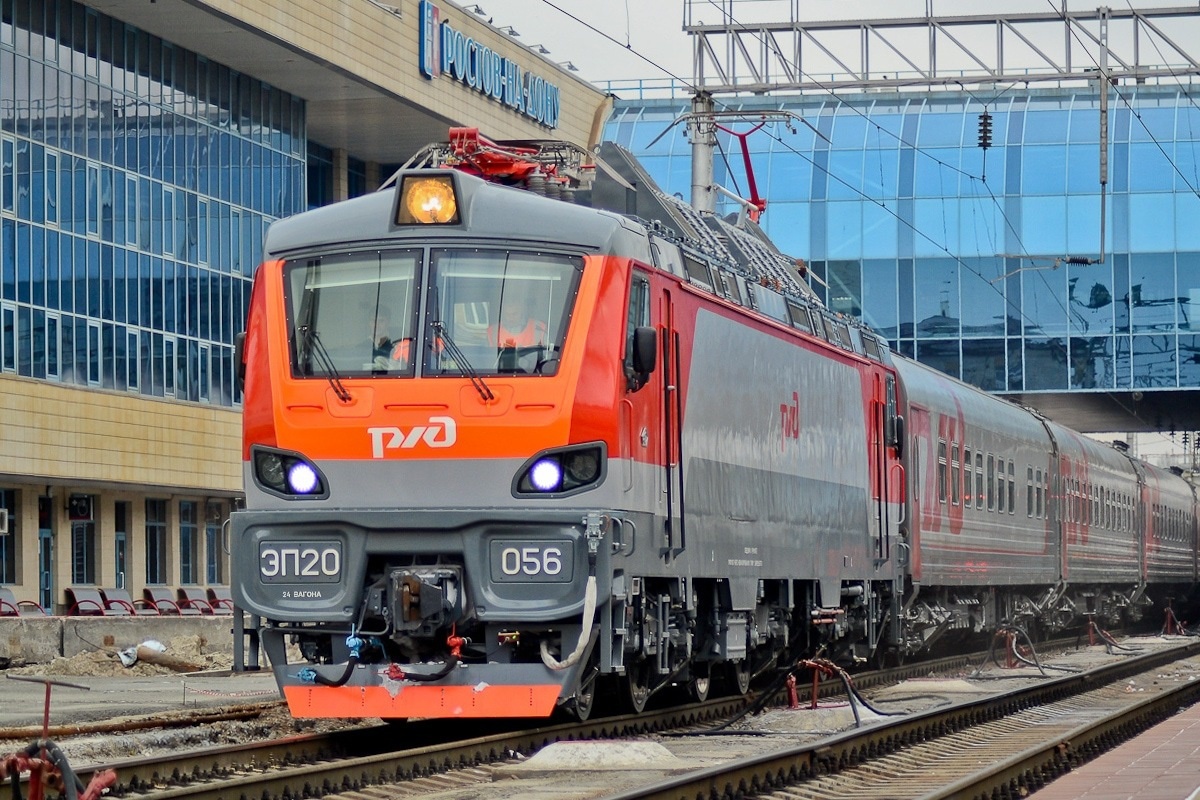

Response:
(368, 417), (456, 458)
(780, 391), (800, 450)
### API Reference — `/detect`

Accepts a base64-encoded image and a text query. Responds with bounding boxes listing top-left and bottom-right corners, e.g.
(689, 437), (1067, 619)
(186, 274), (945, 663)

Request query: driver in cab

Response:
(488, 298), (548, 348)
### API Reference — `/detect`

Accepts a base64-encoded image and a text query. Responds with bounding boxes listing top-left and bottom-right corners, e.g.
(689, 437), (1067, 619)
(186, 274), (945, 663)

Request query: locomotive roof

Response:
(263, 169), (651, 260)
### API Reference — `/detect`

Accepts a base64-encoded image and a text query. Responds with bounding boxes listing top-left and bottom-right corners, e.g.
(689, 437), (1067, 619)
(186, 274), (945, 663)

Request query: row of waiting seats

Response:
(0, 586), (235, 617)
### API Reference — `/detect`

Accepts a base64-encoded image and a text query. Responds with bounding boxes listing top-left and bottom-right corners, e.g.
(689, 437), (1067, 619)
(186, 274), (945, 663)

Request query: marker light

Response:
(287, 462), (320, 494)
(252, 447), (328, 499)
(397, 175), (460, 225)
(529, 458), (564, 491)
(514, 444), (606, 497)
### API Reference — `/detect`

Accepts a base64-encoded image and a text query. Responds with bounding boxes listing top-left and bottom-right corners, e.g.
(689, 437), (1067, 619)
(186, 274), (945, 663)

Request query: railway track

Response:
(50, 650), (976, 799)
(43, 636), (1196, 800)
(604, 638), (1200, 800)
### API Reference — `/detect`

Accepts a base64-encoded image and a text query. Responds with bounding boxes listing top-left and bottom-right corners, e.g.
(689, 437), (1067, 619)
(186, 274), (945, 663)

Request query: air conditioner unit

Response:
(0, 509), (7, 535)
(68, 495), (93, 522)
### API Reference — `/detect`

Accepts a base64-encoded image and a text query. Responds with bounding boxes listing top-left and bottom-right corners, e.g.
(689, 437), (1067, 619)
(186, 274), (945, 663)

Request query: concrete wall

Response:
(0, 616), (244, 665)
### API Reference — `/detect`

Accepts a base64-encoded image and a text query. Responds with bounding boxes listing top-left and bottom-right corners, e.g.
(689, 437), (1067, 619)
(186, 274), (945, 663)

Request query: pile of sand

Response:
(7, 635), (236, 677)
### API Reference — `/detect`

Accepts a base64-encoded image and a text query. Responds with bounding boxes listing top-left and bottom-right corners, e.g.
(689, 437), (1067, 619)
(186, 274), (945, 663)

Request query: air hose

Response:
(298, 631), (363, 687)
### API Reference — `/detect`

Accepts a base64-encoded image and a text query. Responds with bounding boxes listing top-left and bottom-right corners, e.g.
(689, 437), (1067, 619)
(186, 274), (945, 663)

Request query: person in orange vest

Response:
(488, 299), (548, 348)
(368, 307), (415, 371)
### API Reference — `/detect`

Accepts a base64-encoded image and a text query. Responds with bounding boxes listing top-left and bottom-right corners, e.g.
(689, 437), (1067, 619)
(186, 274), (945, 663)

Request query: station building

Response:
(607, 85), (1200, 440)
(0, 0), (607, 612)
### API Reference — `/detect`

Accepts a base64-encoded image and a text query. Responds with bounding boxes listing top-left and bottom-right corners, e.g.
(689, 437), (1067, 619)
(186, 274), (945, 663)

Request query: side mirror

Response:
(234, 331), (247, 390)
(632, 326), (657, 375)
(890, 414), (906, 456)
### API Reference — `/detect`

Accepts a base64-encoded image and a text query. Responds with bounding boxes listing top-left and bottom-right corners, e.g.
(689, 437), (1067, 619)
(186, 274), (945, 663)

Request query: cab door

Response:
(619, 271), (661, 509)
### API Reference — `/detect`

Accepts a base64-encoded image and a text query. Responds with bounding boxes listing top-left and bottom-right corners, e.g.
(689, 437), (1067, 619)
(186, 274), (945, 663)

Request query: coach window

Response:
(1007, 461), (1016, 514)
(951, 445), (961, 505)
(1035, 468), (1044, 518)
(986, 455), (995, 511)
(937, 440), (947, 503)
(1026, 467), (1034, 516)
(959, 450), (967, 506)
(975, 453), (984, 510)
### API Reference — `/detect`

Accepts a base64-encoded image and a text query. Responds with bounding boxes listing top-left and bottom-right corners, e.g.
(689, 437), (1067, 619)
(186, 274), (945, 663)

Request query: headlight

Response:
(514, 444), (606, 497)
(252, 447), (328, 499)
(396, 175), (460, 225)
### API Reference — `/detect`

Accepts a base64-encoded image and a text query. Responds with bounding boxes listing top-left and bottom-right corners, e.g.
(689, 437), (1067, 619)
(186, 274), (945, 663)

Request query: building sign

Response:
(418, 1), (561, 129)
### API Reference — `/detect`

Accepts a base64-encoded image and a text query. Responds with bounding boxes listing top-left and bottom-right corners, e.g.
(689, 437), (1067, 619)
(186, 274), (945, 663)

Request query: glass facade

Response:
(0, 0), (306, 407)
(608, 87), (1200, 394)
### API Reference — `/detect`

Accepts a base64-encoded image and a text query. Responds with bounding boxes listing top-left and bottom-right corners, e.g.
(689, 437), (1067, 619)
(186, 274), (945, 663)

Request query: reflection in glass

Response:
(1069, 336), (1114, 389)
(1129, 253), (1178, 332)
(962, 339), (1005, 391)
(1132, 334), (1177, 387)
(1024, 338), (1068, 390)
(917, 339), (960, 378)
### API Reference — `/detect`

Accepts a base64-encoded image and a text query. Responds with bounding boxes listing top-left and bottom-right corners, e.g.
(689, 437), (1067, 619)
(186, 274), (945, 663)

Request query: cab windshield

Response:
(425, 249), (582, 377)
(283, 248), (581, 379)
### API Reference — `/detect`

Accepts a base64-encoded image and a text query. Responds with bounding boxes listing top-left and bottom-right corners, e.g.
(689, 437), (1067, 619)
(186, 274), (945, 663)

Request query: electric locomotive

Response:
(231, 130), (908, 719)
(232, 128), (1197, 723)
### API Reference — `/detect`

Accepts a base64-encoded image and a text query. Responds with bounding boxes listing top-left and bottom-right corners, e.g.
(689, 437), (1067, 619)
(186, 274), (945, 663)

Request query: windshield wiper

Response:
(300, 325), (352, 403)
(432, 321), (494, 402)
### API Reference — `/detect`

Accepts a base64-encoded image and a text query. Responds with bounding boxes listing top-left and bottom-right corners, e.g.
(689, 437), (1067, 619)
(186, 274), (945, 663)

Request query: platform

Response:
(1033, 702), (1200, 799)
(0, 669), (280, 732)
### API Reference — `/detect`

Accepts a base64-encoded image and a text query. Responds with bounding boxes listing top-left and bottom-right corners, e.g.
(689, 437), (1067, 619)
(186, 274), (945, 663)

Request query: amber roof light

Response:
(397, 174), (460, 225)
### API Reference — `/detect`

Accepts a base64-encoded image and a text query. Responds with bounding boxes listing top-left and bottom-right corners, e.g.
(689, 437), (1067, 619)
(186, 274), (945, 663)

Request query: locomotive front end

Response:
(231, 168), (639, 719)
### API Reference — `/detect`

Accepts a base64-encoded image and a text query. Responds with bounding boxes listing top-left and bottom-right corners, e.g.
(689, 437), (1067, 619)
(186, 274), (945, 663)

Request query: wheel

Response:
(568, 664), (599, 721)
(688, 665), (711, 702)
(626, 657), (653, 713)
(730, 659), (751, 695)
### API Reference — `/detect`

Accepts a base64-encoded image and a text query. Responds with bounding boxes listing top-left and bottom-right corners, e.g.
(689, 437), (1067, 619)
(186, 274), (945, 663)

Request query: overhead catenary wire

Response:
(533, 0), (1103, 341)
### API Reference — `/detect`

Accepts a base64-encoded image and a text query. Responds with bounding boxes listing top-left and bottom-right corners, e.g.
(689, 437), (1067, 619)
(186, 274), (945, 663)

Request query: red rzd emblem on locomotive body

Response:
(368, 417), (457, 458)
(780, 391), (800, 450)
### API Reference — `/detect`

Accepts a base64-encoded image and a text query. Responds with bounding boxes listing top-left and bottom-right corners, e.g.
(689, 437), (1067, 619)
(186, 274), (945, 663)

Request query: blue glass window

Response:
(916, 339), (960, 377)
(862, 202), (898, 260)
(1130, 105), (1176, 143)
(1021, 260), (1070, 337)
(1068, 261), (1115, 336)
(914, 199), (959, 257)
(1129, 142), (1175, 192)
(862, 258), (898, 339)
(959, 258), (1006, 337)
(827, 149), (865, 200)
(962, 338), (1005, 390)
(914, 258), (958, 337)
(914, 149), (960, 197)
(1065, 194), (1102, 257)
(1024, 337), (1068, 389)
(1180, 335), (1200, 384)
(1024, 108), (1069, 144)
(826, 201), (861, 260)
(1129, 252), (1177, 332)
(1020, 196), (1067, 255)
(915, 110), (965, 147)
(1070, 336), (1114, 389)
(1021, 146), (1067, 195)
(1132, 333), (1176, 387)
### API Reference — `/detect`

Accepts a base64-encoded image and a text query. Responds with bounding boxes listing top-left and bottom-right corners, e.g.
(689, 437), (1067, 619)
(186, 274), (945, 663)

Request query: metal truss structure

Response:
(685, 2), (1200, 93)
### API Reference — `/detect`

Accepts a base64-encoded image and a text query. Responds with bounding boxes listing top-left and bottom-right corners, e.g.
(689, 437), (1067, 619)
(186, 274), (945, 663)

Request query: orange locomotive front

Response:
(232, 163), (666, 718)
